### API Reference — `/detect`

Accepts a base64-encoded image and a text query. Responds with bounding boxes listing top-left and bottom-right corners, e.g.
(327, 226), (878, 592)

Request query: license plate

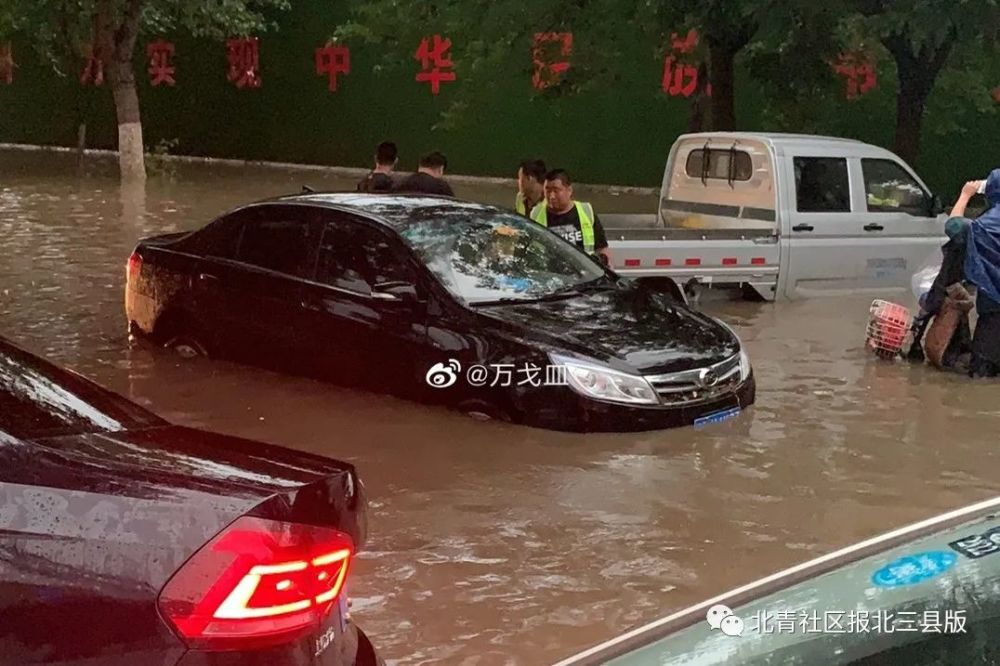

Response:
(694, 406), (741, 428)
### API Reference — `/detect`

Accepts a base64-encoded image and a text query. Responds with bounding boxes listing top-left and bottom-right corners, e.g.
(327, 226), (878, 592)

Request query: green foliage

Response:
(145, 135), (180, 177)
(2, 0), (290, 76)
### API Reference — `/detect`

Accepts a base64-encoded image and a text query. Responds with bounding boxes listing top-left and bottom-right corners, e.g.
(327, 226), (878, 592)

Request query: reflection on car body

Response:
(553, 496), (1000, 666)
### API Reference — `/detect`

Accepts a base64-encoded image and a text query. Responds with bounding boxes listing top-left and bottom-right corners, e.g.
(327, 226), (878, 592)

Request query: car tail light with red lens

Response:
(127, 251), (142, 282)
(158, 517), (353, 650)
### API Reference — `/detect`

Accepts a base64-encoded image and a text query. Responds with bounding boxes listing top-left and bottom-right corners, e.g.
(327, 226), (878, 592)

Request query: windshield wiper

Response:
(548, 276), (619, 297)
(471, 291), (580, 307)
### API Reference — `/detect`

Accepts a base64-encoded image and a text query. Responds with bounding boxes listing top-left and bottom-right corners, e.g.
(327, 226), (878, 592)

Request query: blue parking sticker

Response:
(694, 407), (741, 428)
(948, 525), (1000, 559)
(871, 551), (957, 588)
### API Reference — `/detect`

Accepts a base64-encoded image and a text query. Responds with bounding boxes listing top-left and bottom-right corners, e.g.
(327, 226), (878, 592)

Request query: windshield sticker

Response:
(871, 551), (957, 588)
(948, 525), (1000, 559)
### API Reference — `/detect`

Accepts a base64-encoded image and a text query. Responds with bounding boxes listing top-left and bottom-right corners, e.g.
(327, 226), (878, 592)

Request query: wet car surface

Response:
(0, 334), (379, 665)
(124, 193), (754, 432)
(2, 150), (1000, 664)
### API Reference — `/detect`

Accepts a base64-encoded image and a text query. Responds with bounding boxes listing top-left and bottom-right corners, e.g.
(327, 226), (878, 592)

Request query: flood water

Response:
(1, 149), (999, 665)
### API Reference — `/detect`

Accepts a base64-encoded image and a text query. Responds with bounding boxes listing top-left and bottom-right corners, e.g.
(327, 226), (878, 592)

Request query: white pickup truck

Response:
(602, 132), (948, 301)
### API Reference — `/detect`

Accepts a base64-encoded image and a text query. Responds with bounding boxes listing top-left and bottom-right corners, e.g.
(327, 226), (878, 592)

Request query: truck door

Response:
(780, 154), (892, 298)
(852, 156), (944, 290)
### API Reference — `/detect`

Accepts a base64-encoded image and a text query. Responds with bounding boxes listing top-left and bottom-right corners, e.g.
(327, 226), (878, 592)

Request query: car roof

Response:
(678, 131), (867, 147)
(263, 192), (511, 230)
(676, 131), (908, 159)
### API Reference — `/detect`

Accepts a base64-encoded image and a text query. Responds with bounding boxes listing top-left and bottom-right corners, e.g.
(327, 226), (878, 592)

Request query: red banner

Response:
(0, 43), (14, 85)
(147, 39), (176, 87)
(415, 35), (456, 94)
(316, 44), (350, 91)
(832, 53), (877, 100)
(227, 37), (261, 89)
(662, 30), (709, 98)
(532, 32), (572, 90)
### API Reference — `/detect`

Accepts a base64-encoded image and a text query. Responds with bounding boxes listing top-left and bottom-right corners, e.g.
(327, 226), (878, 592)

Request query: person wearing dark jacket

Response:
(392, 151), (455, 196)
(963, 169), (1000, 377)
(357, 141), (398, 193)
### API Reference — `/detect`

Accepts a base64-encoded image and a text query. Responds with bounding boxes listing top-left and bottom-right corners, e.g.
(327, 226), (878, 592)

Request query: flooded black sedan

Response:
(125, 193), (755, 432)
(0, 334), (380, 666)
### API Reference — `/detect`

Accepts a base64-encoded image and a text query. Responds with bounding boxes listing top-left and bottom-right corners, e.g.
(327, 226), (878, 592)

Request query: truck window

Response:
(686, 149), (753, 182)
(794, 157), (851, 213)
(862, 159), (930, 216)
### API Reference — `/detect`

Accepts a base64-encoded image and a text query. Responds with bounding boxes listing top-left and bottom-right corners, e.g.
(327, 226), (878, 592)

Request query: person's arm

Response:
(951, 180), (984, 217)
(441, 180), (456, 197)
(592, 215), (612, 266)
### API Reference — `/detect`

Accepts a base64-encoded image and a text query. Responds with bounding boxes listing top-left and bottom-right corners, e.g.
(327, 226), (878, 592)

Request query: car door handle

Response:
(300, 300), (322, 312)
(864, 223), (885, 232)
(197, 272), (219, 282)
(792, 224), (814, 232)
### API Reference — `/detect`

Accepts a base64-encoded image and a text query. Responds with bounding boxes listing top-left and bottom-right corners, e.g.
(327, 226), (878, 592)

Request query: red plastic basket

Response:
(866, 300), (912, 358)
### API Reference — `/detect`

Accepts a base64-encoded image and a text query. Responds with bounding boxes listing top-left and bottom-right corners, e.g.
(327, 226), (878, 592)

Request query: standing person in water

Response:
(956, 170), (1000, 377)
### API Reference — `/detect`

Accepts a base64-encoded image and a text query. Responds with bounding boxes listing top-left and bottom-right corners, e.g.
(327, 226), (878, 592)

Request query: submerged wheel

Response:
(458, 399), (512, 423)
(164, 334), (209, 359)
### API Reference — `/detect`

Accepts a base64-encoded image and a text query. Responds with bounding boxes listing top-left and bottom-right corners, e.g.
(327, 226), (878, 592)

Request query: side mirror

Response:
(372, 281), (421, 303)
(928, 194), (945, 217)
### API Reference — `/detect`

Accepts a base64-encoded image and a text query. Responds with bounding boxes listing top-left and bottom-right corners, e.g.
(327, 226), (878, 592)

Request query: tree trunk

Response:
(884, 33), (953, 167)
(707, 45), (737, 131)
(893, 76), (928, 167)
(108, 59), (146, 181)
(95, 0), (146, 181)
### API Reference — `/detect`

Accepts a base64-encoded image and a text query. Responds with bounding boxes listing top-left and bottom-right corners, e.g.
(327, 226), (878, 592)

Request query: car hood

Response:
(474, 284), (740, 374)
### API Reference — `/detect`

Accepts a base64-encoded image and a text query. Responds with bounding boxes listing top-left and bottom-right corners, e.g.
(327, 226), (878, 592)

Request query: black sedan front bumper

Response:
(514, 373), (756, 433)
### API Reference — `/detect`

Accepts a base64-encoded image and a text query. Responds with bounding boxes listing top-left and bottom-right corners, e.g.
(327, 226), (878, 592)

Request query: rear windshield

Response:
(0, 342), (164, 439)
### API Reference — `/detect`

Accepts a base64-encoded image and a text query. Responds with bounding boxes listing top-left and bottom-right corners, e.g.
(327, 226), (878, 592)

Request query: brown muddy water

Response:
(1, 149), (998, 665)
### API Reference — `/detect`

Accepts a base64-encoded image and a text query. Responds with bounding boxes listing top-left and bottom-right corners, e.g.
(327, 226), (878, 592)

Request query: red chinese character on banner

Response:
(315, 44), (350, 92)
(227, 37), (261, 89)
(415, 35), (456, 95)
(80, 44), (104, 86)
(532, 32), (572, 90)
(671, 29), (699, 55)
(662, 30), (709, 98)
(832, 53), (877, 100)
(0, 43), (14, 85)
(147, 39), (176, 87)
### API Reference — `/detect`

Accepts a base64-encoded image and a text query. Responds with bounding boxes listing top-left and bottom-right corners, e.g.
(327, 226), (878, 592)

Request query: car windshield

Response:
(395, 205), (607, 304)
(574, 500), (1000, 666)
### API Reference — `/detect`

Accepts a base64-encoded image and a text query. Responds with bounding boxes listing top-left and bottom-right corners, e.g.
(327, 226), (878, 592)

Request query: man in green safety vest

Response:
(530, 168), (612, 266)
(515, 158), (546, 217)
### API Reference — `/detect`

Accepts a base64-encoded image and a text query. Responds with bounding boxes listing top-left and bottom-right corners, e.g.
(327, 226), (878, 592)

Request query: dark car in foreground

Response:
(553, 496), (1000, 666)
(125, 193), (755, 432)
(0, 335), (380, 665)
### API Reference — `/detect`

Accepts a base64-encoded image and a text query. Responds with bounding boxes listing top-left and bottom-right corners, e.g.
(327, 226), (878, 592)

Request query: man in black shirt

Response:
(357, 141), (398, 193)
(530, 169), (611, 265)
(392, 151), (455, 196)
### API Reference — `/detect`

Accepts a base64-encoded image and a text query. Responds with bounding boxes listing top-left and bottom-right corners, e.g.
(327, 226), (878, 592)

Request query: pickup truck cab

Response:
(603, 133), (947, 301)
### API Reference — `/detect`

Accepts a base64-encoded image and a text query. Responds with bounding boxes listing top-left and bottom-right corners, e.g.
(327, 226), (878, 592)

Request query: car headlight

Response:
(739, 349), (752, 382)
(549, 353), (659, 405)
(714, 317), (752, 383)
